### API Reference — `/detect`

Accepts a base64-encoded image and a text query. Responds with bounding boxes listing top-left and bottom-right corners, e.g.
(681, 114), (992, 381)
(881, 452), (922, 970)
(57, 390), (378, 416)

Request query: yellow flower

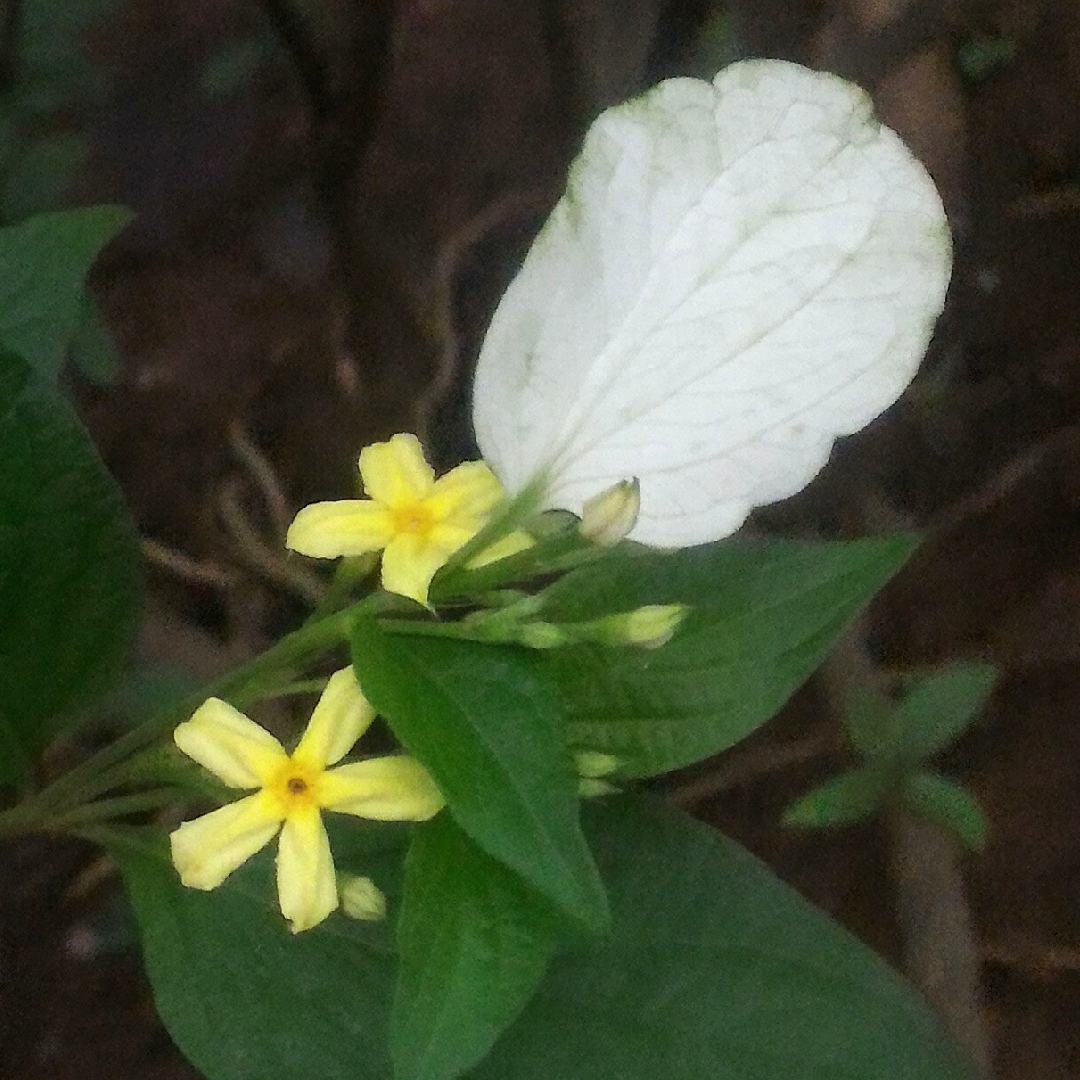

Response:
(285, 433), (528, 606)
(169, 667), (443, 933)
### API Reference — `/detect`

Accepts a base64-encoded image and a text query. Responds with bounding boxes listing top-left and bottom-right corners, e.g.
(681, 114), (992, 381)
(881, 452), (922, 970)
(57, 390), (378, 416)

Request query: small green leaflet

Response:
(787, 661), (996, 844)
(888, 662), (998, 765)
(783, 765), (891, 828)
(904, 771), (988, 852)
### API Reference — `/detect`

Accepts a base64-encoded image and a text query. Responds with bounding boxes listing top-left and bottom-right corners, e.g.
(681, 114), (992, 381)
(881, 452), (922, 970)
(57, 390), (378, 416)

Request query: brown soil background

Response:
(4, 0), (1080, 1076)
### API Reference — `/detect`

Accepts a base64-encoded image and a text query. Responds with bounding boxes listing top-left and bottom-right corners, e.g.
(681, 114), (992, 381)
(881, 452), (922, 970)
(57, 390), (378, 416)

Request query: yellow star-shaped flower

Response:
(285, 433), (527, 606)
(169, 667), (443, 933)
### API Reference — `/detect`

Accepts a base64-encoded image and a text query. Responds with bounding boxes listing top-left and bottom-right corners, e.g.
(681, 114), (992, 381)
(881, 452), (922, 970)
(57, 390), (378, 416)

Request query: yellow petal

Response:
(170, 792), (281, 890)
(359, 434), (435, 508)
(426, 460), (504, 522)
(380, 532), (458, 606)
(286, 500), (395, 558)
(319, 757), (444, 820)
(276, 805), (338, 933)
(467, 529), (535, 569)
(292, 667), (376, 771)
(174, 699), (287, 788)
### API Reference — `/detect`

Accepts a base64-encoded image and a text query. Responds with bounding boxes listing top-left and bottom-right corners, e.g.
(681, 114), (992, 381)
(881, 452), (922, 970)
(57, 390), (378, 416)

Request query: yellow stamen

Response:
(265, 758), (322, 815)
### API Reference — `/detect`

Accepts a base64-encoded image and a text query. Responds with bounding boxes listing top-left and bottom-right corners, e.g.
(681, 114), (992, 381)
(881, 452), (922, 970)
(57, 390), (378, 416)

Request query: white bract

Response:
(472, 60), (951, 546)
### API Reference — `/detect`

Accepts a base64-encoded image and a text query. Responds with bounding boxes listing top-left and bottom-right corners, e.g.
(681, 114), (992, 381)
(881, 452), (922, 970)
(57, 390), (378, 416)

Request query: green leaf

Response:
(903, 771), (988, 852)
(352, 618), (608, 930)
(838, 680), (896, 759)
(0, 354), (140, 781)
(115, 826), (400, 1080)
(889, 662), (998, 764)
(121, 801), (974, 1080)
(0, 206), (130, 379)
(393, 815), (558, 1080)
(473, 799), (978, 1080)
(783, 765), (891, 828)
(537, 537), (914, 777)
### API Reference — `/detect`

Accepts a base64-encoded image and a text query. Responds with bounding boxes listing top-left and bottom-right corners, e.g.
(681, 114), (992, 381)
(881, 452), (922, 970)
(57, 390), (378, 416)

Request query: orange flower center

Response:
(268, 758), (322, 815)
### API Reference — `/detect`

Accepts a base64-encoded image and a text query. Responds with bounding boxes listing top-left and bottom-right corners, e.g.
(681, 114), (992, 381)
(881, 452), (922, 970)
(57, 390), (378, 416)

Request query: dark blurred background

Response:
(3, 1), (1080, 1076)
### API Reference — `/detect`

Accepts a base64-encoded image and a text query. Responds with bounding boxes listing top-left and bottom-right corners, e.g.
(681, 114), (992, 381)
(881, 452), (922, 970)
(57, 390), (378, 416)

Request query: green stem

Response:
(257, 677), (331, 700)
(432, 475), (550, 597)
(38, 789), (178, 834)
(0, 596), (377, 836)
(304, 553), (379, 624)
(377, 617), (492, 643)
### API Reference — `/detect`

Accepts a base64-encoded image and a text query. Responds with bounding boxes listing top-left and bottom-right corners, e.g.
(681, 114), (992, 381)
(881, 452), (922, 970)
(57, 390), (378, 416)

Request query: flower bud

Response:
(579, 479), (640, 546)
(575, 750), (621, 798)
(582, 604), (687, 649)
(338, 875), (387, 922)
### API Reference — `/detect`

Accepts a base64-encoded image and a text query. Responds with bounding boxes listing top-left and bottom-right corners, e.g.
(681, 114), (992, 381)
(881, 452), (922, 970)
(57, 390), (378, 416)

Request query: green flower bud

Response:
(575, 750), (621, 799)
(580, 603), (687, 648)
(575, 750), (621, 779)
(579, 478), (640, 546)
(338, 875), (387, 922)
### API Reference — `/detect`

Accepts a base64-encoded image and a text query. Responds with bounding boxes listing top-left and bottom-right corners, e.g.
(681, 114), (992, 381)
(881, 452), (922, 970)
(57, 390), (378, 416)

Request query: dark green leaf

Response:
(903, 771), (988, 852)
(0, 354), (140, 781)
(121, 800), (974, 1080)
(352, 618), (608, 930)
(890, 662), (998, 764)
(476, 797), (977, 1080)
(783, 765), (891, 828)
(537, 537), (915, 777)
(0, 206), (130, 378)
(393, 815), (558, 1080)
(115, 826), (400, 1080)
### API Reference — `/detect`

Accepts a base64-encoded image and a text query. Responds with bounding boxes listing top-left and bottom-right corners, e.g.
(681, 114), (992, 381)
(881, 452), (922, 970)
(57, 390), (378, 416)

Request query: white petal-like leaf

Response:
(472, 60), (951, 546)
